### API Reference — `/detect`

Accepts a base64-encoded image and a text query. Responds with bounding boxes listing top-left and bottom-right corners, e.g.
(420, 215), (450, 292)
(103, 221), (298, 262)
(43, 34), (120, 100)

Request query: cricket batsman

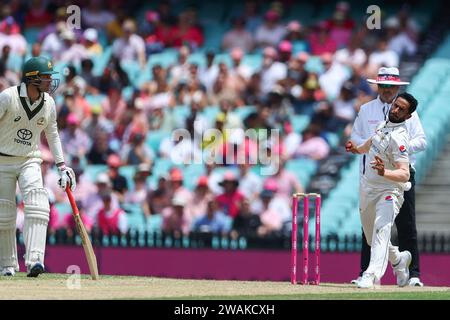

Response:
(0, 56), (76, 277)
(345, 92), (418, 288)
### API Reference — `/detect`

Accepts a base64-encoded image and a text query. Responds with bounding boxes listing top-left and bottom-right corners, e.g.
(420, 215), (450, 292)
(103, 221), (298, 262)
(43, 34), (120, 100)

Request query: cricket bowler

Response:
(345, 92), (418, 288)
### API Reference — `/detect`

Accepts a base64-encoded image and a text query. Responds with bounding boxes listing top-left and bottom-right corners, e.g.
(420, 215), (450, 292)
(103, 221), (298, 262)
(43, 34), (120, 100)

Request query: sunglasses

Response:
(378, 84), (396, 89)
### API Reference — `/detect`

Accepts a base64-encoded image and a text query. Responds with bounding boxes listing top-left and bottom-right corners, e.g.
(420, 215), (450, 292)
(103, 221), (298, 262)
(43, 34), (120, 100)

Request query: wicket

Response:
(291, 193), (321, 285)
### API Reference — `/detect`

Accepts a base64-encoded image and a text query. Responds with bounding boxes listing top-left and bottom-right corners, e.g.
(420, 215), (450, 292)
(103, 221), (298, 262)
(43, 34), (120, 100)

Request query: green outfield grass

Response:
(1, 273), (449, 300)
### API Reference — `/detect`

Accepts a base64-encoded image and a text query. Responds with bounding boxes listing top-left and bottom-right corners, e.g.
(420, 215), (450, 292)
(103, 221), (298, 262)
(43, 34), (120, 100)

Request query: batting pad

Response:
(23, 189), (49, 267)
(0, 199), (19, 269)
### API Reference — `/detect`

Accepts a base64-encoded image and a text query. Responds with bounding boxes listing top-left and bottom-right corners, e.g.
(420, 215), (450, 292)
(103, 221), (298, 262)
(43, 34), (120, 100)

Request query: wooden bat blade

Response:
(74, 214), (99, 280)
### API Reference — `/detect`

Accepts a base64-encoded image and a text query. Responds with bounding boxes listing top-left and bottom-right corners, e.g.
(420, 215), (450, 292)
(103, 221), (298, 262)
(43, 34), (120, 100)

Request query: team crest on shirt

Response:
(37, 117), (45, 126)
(399, 145), (406, 153)
(385, 195), (393, 202)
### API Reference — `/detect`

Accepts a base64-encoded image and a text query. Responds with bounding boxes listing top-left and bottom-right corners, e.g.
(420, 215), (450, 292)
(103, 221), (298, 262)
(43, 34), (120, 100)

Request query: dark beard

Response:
(388, 114), (403, 123)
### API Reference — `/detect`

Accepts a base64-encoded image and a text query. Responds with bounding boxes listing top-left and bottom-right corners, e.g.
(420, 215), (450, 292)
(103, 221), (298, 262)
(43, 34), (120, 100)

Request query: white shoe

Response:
(357, 273), (380, 289)
(1, 267), (15, 276)
(393, 251), (412, 287)
(408, 277), (424, 287)
(351, 276), (362, 285)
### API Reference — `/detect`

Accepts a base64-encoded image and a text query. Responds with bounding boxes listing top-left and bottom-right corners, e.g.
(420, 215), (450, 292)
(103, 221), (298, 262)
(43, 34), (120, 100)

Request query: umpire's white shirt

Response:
(351, 95), (427, 175)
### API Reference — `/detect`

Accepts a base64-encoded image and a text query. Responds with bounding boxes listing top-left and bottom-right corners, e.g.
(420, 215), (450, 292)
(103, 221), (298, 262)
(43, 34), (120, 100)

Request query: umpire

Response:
(349, 67), (427, 286)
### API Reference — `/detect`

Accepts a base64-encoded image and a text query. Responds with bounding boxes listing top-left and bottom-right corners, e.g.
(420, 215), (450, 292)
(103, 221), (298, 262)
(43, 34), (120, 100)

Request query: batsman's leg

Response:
(0, 164), (19, 274)
(19, 161), (50, 277)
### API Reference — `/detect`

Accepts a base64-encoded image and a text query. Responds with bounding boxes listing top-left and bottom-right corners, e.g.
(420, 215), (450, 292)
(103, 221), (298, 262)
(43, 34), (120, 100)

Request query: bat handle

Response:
(66, 188), (80, 216)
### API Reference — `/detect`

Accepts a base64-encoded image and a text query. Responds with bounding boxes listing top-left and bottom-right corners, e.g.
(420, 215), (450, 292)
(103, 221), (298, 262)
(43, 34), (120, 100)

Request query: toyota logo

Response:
(17, 129), (33, 140)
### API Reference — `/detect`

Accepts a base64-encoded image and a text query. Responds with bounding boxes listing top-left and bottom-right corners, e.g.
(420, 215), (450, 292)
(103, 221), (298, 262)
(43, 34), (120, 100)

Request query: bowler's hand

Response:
(58, 166), (77, 191)
(371, 155), (385, 176)
(345, 141), (359, 154)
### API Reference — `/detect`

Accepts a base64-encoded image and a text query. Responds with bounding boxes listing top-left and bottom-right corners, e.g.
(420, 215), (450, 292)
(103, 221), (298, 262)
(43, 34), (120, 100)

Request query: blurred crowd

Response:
(1, 0), (421, 239)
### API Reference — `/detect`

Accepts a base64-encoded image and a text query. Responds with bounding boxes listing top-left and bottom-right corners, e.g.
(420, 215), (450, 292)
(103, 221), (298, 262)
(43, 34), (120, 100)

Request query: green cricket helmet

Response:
(22, 56), (60, 94)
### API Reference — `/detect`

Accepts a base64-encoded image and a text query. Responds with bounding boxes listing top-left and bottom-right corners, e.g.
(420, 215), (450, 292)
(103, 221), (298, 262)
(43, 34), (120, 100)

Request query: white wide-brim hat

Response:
(367, 67), (410, 85)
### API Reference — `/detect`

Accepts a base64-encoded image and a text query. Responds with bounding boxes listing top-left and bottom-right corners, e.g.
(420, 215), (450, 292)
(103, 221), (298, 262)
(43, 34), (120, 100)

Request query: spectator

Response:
(325, 1), (355, 49)
(254, 10), (286, 48)
(332, 81), (358, 129)
(185, 176), (211, 224)
(83, 173), (120, 221)
(41, 21), (66, 61)
(82, 0), (115, 31)
(215, 171), (245, 218)
(170, 9), (204, 49)
(0, 16), (26, 56)
(81, 104), (113, 137)
(268, 158), (303, 200)
(169, 46), (191, 88)
(385, 17), (417, 58)
(208, 63), (244, 106)
(97, 191), (128, 235)
(260, 47), (287, 96)
(98, 57), (130, 93)
(334, 36), (367, 68)
(60, 113), (92, 159)
(80, 59), (100, 94)
(309, 21), (337, 56)
(120, 131), (155, 166)
(237, 162), (262, 202)
(319, 52), (350, 100)
(146, 175), (171, 216)
(229, 48), (253, 83)
(222, 17), (254, 53)
(112, 19), (146, 68)
(230, 198), (261, 238)
(62, 200), (94, 237)
(193, 196), (231, 234)
(295, 73), (325, 113)
(368, 37), (399, 69)
(0, 45), (20, 86)
(241, 0), (263, 34)
(277, 40), (293, 64)
(70, 157), (97, 207)
(106, 154), (128, 202)
(199, 50), (219, 93)
(24, 0), (52, 28)
(146, 11), (173, 52)
(168, 168), (192, 202)
(59, 29), (89, 65)
(124, 171), (149, 211)
(83, 28), (103, 56)
(284, 20), (309, 54)
(256, 188), (283, 237)
(56, 65), (87, 100)
(295, 124), (330, 160)
(86, 130), (116, 164)
(282, 120), (302, 159)
(37, 6), (68, 43)
(242, 73), (263, 105)
(101, 86), (128, 124)
(162, 195), (190, 236)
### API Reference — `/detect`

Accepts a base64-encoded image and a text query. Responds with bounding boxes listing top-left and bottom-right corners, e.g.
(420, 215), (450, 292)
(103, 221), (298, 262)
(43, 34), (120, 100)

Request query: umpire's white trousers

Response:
(359, 186), (404, 281)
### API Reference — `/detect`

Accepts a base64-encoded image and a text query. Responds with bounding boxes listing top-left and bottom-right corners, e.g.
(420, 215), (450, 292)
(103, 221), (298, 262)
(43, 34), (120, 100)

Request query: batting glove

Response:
(58, 166), (77, 191)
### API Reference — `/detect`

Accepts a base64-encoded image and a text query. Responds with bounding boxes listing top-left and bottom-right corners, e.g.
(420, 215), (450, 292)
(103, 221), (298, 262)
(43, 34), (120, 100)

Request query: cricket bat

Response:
(66, 188), (99, 280)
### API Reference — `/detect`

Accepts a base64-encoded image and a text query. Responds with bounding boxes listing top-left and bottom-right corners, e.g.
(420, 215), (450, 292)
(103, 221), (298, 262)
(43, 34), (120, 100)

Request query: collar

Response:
(19, 82), (28, 98)
(19, 82), (44, 101)
(385, 120), (405, 128)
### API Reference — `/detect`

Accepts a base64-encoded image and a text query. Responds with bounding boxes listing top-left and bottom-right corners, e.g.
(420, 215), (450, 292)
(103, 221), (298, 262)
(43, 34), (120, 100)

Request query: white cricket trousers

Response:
(359, 187), (404, 281)
(0, 156), (48, 269)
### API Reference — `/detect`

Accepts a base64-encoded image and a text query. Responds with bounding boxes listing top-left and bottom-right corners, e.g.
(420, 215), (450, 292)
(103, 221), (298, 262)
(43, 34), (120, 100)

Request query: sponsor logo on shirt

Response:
(37, 117), (45, 126)
(14, 116), (21, 122)
(14, 129), (33, 146)
(385, 195), (393, 201)
(368, 120), (379, 124)
(399, 145), (406, 153)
